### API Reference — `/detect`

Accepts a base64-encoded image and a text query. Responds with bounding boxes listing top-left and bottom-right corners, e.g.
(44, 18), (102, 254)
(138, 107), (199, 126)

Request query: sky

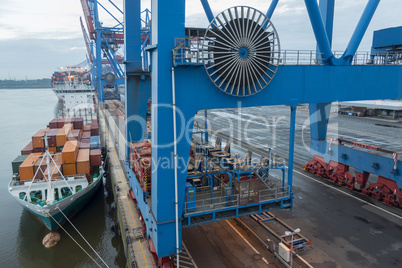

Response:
(0, 0), (400, 80)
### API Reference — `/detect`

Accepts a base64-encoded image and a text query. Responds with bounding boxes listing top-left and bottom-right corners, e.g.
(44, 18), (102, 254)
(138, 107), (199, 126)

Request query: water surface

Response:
(0, 88), (125, 267)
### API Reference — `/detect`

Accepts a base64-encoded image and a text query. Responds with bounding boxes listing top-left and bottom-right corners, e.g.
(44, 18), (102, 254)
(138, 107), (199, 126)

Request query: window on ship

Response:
(75, 185), (82, 193)
(19, 192), (26, 200)
(29, 190), (43, 203)
(61, 187), (72, 198)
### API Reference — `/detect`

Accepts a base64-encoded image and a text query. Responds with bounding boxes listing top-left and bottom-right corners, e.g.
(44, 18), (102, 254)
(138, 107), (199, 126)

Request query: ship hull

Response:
(10, 173), (103, 231)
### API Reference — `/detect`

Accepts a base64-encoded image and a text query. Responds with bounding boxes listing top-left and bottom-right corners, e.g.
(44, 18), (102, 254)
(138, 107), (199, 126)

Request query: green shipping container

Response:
(56, 146), (64, 152)
(12, 155), (29, 174)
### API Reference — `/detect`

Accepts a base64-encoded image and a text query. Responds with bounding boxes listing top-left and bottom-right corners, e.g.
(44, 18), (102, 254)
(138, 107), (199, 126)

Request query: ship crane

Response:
(80, 0), (125, 102)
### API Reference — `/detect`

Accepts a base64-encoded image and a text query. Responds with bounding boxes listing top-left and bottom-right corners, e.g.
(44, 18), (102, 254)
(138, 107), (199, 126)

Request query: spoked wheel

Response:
(202, 6), (280, 97)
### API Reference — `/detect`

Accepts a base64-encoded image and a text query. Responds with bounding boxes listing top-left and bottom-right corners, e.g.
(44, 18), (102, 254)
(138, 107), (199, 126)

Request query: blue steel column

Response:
(266, 0), (279, 19)
(318, 0), (334, 45)
(150, 0), (186, 257)
(342, 0), (380, 62)
(124, 0), (150, 159)
(204, 109), (208, 143)
(309, 0), (334, 154)
(288, 105), (297, 193)
(200, 0), (214, 23)
(309, 103), (331, 154)
(94, 0), (103, 102)
(304, 0), (334, 64)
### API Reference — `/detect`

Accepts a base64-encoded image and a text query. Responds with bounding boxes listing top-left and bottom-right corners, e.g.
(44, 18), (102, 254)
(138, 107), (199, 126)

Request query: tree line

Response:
(0, 79), (51, 89)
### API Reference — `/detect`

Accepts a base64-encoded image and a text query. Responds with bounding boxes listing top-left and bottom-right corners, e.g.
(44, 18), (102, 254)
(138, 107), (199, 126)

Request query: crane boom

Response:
(80, 17), (93, 63)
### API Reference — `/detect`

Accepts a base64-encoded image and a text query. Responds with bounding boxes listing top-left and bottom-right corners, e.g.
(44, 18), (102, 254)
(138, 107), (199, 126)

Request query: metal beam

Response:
(304, 0), (334, 64)
(288, 105), (297, 193)
(150, 0), (186, 257)
(310, 0), (334, 149)
(94, 0), (103, 102)
(266, 0), (279, 19)
(173, 65), (402, 110)
(311, 140), (402, 188)
(318, 0), (335, 48)
(200, 0), (214, 23)
(124, 0), (142, 71)
(342, 0), (380, 62)
(124, 0), (150, 159)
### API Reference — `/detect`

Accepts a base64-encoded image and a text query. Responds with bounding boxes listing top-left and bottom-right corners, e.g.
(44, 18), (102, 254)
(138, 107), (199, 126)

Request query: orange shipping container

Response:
(76, 149), (90, 175)
(32, 129), (47, 149)
(52, 153), (63, 165)
(33, 153), (47, 179)
(83, 125), (91, 132)
(19, 153), (42, 181)
(62, 141), (79, 164)
(56, 128), (68, 147)
(67, 129), (81, 141)
(62, 163), (77, 176)
(44, 163), (62, 180)
(49, 147), (57, 153)
(56, 124), (73, 147)
(64, 123), (74, 131)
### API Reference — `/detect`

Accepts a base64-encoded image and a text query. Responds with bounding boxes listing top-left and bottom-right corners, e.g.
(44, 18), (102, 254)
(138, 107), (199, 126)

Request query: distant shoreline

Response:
(0, 87), (51, 89)
(0, 78), (51, 89)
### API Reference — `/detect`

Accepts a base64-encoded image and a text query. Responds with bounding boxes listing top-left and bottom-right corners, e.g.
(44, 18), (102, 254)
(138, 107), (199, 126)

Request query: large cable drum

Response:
(104, 72), (116, 83)
(202, 6), (280, 97)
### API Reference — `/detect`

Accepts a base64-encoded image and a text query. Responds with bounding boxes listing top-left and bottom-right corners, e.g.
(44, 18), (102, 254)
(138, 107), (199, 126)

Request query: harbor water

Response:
(0, 88), (125, 267)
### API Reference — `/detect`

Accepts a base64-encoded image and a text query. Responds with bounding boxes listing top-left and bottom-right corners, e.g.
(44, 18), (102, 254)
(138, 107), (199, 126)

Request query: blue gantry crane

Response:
(370, 26), (402, 64)
(80, 0), (125, 102)
(122, 0), (401, 266)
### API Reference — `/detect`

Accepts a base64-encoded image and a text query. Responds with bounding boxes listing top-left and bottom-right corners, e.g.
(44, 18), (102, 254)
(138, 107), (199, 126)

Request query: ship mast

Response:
(44, 132), (55, 204)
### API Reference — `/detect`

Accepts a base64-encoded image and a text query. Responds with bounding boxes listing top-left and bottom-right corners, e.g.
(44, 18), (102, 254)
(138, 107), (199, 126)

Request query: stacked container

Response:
(16, 117), (95, 181)
(12, 155), (29, 174)
(19, 153), (42, 181)
(56, 124), (73, 148)
(90, 149), (102, 167)
(72, 118), (84, 130)
(49, 118), (59, 129)
(57, 118), (66, 128)
(61, 140), (79, 176)
(67, 129), (82, 142)
(90, 136), (100, 149)
(83, 125), (91, 132)
(77, 149), (90, 175)
(33, 153), (48, 179)
(32, 129), (48, 153)
(21, 141), (33, 155)
(91, 122), (99, 136)
(44, 153), (63, 180)
(46, 128), (60, 152)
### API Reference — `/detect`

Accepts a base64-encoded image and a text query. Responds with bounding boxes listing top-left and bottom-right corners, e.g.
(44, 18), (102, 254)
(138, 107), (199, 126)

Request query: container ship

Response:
(51, 66), (92, 100)
(8, 117), (103, 230)
(51, 66), (97, 124)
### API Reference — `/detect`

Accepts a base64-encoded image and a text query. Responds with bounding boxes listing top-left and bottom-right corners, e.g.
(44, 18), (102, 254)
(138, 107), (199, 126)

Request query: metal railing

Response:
(184, 185), (290, 214)
(11, 175), (87, 187)
(173, 37), (402, 66)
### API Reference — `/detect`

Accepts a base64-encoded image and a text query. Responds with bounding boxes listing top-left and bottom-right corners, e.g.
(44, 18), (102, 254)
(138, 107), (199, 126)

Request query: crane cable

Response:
(47, 212), (106, 268)
(55, 207), (109, 268)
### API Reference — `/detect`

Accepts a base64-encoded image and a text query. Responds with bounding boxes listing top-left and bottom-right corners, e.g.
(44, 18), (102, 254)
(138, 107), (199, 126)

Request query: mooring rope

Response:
(56, 207), (110, 268)
(47, 213), (103, 268)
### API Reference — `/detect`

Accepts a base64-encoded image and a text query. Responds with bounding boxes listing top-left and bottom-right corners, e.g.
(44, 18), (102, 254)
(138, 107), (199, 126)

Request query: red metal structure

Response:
(130, 140), (152, 193)
(304, 138), (402, 207)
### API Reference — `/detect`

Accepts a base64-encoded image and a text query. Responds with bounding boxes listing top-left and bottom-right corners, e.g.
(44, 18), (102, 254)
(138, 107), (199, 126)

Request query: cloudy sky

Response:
(0, 0), (400, 80)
